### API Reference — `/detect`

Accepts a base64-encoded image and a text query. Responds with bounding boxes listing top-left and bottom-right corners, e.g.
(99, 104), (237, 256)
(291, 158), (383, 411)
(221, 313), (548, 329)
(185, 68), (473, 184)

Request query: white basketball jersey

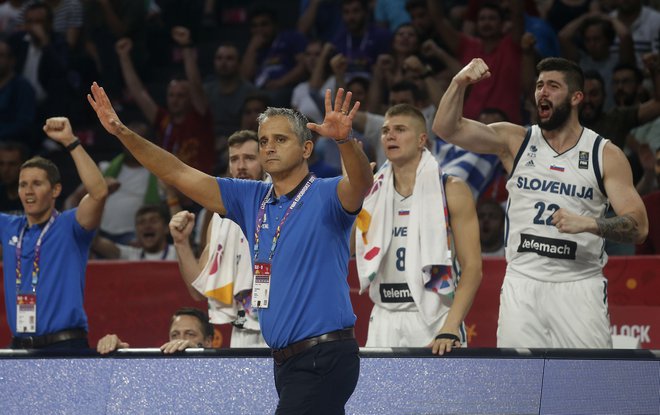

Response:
(505, 125), (609, 282)
(369, 192), (417, 311)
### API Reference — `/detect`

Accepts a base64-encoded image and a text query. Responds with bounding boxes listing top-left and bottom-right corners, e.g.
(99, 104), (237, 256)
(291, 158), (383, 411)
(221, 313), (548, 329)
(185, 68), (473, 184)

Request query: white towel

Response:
(192, 214), (258, 330)
(355, 149), (454, 325)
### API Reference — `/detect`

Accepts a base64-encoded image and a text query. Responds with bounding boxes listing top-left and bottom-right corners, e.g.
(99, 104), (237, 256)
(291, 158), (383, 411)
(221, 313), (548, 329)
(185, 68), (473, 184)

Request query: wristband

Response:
(434, 333), (460, 343)
(66, 139), (81, 152)
(335, 137), (352, 145)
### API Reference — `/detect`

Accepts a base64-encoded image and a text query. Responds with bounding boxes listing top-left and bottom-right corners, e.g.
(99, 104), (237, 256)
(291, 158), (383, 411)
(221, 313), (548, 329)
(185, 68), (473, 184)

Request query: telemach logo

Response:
(379, 283), (414, 303)
(517, 233), (577, 259)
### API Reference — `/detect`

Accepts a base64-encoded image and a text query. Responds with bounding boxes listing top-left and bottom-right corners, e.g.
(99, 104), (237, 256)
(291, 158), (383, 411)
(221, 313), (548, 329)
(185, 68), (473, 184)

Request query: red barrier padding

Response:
(0, 256), (658, 348)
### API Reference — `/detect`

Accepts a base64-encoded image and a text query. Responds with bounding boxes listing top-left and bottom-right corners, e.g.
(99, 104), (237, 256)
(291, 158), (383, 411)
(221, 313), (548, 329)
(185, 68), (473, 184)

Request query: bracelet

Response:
(335, 137), (352, 145)
(66, 139), (81, 152)
(434, 333), (460, 343)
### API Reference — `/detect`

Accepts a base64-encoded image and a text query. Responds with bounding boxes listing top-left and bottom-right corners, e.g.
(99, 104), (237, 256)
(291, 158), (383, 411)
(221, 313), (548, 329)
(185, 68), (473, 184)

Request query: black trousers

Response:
(274, 338), (360, 415)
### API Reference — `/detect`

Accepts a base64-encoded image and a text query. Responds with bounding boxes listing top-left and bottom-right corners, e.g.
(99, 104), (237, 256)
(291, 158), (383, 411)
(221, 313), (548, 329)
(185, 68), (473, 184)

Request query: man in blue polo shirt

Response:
(89, 83), (373, 414)
(1, 117), (108, 349)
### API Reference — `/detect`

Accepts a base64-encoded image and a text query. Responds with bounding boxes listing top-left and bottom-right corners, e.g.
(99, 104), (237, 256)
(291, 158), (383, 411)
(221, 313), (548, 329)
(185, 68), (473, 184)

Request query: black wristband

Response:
(435, 333), (460, 342)
(66, 139), (81, 152)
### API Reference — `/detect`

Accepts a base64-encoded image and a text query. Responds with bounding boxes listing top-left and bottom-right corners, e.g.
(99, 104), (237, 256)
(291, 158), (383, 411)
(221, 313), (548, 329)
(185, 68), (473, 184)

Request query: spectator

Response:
(64, 121), (160, 244)
(428, 0), (527, 124)
(0, 141), (29, 214)
(0, 38), (36, 149)
(291, 39), (328, 123)
(92, 204), (176, 260)
(204, 42), (258, 147)
(35, 0), (83, 49)
(239, 93), (270, 133)
(580, 55), (660, 153)
(2, 117), (107, 349)
(559, 13), (634, 110)
(331, 0), (391, 81)
(96, 307), (214, 354)
(9, 3), (72, 138)
(115, 29), (215, 174)
(354, 104), (482, 354)
(368, 23), (421, 102)
(404, 0), (440, 44)
(477, 198), (505, 256)
(88, 84), (372, 414)
(240, 4), (307, 107)
(610, 0), (660, 68)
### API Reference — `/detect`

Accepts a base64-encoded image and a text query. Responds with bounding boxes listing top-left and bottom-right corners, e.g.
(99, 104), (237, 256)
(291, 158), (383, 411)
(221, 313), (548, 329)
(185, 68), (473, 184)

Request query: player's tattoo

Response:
(595, 214), (639, 243)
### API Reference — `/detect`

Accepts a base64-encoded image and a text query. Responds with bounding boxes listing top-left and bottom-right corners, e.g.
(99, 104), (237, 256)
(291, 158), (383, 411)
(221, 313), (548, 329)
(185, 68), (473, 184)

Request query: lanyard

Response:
(15, 212), (58, 293)
(253, 176), (315, 262)
(346, 31), (369, 56)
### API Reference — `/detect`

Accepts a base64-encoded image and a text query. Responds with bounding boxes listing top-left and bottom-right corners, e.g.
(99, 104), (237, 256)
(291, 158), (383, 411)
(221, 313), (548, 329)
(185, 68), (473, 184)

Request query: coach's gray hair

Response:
(257, 107), (312, 144)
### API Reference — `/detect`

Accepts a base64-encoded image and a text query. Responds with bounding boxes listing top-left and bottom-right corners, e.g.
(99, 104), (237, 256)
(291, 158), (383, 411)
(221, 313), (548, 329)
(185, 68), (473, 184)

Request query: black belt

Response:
(11, 328), (88, 349)
(272, 327), (355, 366)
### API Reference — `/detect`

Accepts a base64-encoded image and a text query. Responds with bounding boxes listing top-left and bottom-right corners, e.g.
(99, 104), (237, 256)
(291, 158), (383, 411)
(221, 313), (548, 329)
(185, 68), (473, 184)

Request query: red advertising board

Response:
(0, 257), (658, 348)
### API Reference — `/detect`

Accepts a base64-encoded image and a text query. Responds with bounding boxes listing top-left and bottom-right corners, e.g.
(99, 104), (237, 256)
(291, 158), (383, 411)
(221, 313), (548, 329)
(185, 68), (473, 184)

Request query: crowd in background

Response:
(0, 0), (658, 256)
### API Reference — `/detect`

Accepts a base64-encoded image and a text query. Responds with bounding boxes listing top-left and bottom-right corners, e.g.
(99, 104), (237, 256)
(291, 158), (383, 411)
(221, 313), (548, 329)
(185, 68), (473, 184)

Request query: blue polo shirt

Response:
(1, 210), (95, 336)
(218, 175), (357, 349)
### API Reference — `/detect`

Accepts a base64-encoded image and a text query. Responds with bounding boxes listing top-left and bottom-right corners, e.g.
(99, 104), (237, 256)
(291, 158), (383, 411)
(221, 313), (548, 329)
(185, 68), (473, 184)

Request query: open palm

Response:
(87, 82), (124, 136)
(307, 88), (360, 141)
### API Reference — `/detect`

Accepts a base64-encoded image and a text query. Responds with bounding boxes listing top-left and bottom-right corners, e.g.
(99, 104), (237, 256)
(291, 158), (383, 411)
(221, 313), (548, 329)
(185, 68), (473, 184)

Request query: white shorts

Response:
(230, 327), (268, 348)
(497, 275), (612, 348)
(365, 304), (465, 347)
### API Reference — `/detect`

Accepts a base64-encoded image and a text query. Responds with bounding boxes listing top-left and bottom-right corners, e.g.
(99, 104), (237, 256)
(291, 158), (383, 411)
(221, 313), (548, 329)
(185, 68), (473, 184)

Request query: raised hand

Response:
(454, 58), (491, 87)
(115, 37), (133, 56)
(307, 88), (360, 142)
(330, 53), (348, 76)
(43, 117), (76, 146)
(169, 210), (195, 244)
(171, 26), (192, 46)
(87, 82), (125, 137)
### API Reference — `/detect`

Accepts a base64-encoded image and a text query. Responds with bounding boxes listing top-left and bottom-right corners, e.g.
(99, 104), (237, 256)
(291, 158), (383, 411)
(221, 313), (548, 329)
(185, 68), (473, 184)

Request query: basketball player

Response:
(433, 57), (648, 348)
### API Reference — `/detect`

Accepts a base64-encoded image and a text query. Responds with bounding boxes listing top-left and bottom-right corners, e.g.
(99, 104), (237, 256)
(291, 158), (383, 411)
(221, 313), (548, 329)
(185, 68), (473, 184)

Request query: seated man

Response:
(92, 205), (176, 260)
(96, 307), (214, 354)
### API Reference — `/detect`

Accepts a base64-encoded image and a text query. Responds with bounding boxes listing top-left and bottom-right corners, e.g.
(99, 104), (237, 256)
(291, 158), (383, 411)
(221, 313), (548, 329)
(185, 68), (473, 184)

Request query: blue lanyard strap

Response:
(15, 212), (59, 293)
(253, 176), (316, 262)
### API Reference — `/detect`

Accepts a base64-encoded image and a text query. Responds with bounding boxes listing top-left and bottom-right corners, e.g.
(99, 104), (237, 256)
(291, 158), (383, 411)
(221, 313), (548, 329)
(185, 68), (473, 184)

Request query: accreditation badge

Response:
(252, 262), (271, 309)
(16, 294), (36, 333)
